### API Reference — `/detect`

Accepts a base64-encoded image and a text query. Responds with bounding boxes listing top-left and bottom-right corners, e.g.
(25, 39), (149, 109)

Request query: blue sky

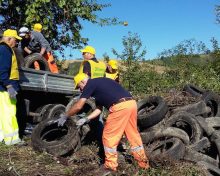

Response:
(64, 0), (220, 60)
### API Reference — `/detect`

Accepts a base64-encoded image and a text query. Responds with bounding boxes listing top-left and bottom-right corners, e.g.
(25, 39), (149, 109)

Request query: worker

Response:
(18, 25), (59, 73)
(0, 29), (22, 145)
(105, 59), (119, 82)
(78, 45), (106, 78)
(56, 73), (150, 174)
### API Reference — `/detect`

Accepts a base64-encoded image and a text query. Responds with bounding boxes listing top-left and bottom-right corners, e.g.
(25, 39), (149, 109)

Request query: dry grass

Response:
(0, 138), (206, 176)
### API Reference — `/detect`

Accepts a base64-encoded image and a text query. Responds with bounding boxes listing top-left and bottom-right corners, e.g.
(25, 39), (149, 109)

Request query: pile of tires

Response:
(139, 84), (220, 175)
(31, 97), (96, 156)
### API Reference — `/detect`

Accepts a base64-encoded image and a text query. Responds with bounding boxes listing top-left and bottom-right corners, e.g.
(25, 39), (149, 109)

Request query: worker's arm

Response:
(40, 47), (46, 56)
(86, 108), (102, 120)
(66, 98), (87, 117)
(24, 47), (32, 54)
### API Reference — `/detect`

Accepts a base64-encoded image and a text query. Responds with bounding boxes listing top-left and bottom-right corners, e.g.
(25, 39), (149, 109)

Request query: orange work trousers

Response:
(103, 100), (149, 171)
(33, 52), (59, 73)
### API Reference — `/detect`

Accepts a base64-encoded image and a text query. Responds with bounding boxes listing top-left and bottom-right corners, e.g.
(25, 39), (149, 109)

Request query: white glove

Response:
(56, 114), (68, 127)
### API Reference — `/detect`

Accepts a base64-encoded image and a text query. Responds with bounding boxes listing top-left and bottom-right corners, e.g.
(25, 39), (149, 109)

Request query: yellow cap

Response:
(80, 46), (96, 55)
(33, 23), (43, 32)
(3, 29), (22, 40)
(108, 60), (118, 69)
(74, 73), (88, 89)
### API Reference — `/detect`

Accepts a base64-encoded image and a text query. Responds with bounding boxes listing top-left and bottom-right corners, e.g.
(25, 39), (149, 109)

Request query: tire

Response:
(184, 147), (219, 167)
(141, 127), (190, 145)
(47, 104), (65, 120)
(205, 117), (220, 128)
(33, 104), (54, 123)
(165, 111), (203, 144)
(31, 115), (80, 156)
(197, 161), (220, 176)
(66, 97), (96, 115)
(137, 96), (168, 130)
(146, 137), (185, 160)
(189, 137), (211, 152)
(24, 53), (49, 71)
(183, 84), (205, 97)
(172, 101), (210, 116)
(201, 91), (220, 117)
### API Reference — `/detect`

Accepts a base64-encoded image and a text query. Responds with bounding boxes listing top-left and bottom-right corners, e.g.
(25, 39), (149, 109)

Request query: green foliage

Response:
(0, 0), (121, 56)
(67, 61), (81, 76)
(158, 39), (208, 58)
(112, 32), (147, 91)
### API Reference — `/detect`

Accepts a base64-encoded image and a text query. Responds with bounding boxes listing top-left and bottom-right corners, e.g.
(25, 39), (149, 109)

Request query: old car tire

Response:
(146, 137), (185, 160)
(33, 104), (54, 123)
(201, 91), (220, 117)
(47, 104), (65, 120)
(165, 111), (203, 144)
(137, 96), (168, 130)
(183, 84), (205, 97)
(31, 115), (80, 156)
(24, 53), (49, 71)
(141, 127), (190, 145)
(66, 97), (96, 114)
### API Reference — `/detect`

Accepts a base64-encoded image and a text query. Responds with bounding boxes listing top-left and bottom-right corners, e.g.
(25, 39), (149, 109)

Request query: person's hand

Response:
(56, 114), (68, 127)
(76, 117), (89, 128)
(7, 86), (17, 100)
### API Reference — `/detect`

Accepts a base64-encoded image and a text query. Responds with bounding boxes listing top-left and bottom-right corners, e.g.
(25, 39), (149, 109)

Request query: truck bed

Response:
(19, 67), (79, 95)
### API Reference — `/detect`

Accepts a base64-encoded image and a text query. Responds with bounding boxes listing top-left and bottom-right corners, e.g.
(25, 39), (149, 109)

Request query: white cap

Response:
(19, 27), (30, 37)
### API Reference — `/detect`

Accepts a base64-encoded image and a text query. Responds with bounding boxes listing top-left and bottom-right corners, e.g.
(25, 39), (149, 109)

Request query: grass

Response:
(0, 139), (206, 176)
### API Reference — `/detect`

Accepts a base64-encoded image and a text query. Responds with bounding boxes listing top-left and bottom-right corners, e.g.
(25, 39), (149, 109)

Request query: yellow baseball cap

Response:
(33, 23), (42, 32)
(108, 60), (118, 69)
(3, 29), (22, 40)
(80, 46), (96, 55)
(74, 73), (88, 89)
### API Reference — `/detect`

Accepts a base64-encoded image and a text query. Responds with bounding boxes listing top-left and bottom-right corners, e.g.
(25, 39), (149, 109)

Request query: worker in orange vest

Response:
(56, 73), (150, 175)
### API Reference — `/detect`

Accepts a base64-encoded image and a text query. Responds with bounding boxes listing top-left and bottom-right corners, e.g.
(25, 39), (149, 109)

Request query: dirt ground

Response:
(0, 138), (206, 176)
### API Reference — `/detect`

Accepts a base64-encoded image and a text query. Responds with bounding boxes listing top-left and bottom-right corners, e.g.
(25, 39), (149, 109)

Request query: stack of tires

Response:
(138, 84), (220, 175)
(31, 98), (96, 156)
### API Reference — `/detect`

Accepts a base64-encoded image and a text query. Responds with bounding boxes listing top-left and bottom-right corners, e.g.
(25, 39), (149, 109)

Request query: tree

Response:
(0, 0), (121, 57)
(112, 32), (147, 91)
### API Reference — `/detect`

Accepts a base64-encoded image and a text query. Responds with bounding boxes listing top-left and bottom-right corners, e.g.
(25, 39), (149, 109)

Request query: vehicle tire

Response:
(183, 84), (205, 97)
(141, 127), (190, 145)
(31, 115), (80, 156)
(24, 53), (49, 71)
(189, 137), (211, 152)
(137, 96), (168, 130)
(66, 97), (96, 115)
(184, 147), (219, 167)
(201, 91), (220, 117)
(165, 111), (203, 144)
(47, 104), (65, 120)
(33, 104), (54, 123)
(197, 161), (220, 176)
(146, 137), (185, 160)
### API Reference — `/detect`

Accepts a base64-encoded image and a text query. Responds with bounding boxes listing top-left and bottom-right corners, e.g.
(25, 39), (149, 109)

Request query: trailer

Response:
(19, 67), (80, 123)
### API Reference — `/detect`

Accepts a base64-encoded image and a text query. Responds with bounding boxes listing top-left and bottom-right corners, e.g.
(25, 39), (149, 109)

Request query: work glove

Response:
(7, 86), (17, 100)
(76, 117), (89, 128)
(56, 114), (68, 127)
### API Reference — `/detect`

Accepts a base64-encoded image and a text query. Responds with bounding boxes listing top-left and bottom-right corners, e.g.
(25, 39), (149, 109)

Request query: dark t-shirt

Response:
(80, 78), (132, 109)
